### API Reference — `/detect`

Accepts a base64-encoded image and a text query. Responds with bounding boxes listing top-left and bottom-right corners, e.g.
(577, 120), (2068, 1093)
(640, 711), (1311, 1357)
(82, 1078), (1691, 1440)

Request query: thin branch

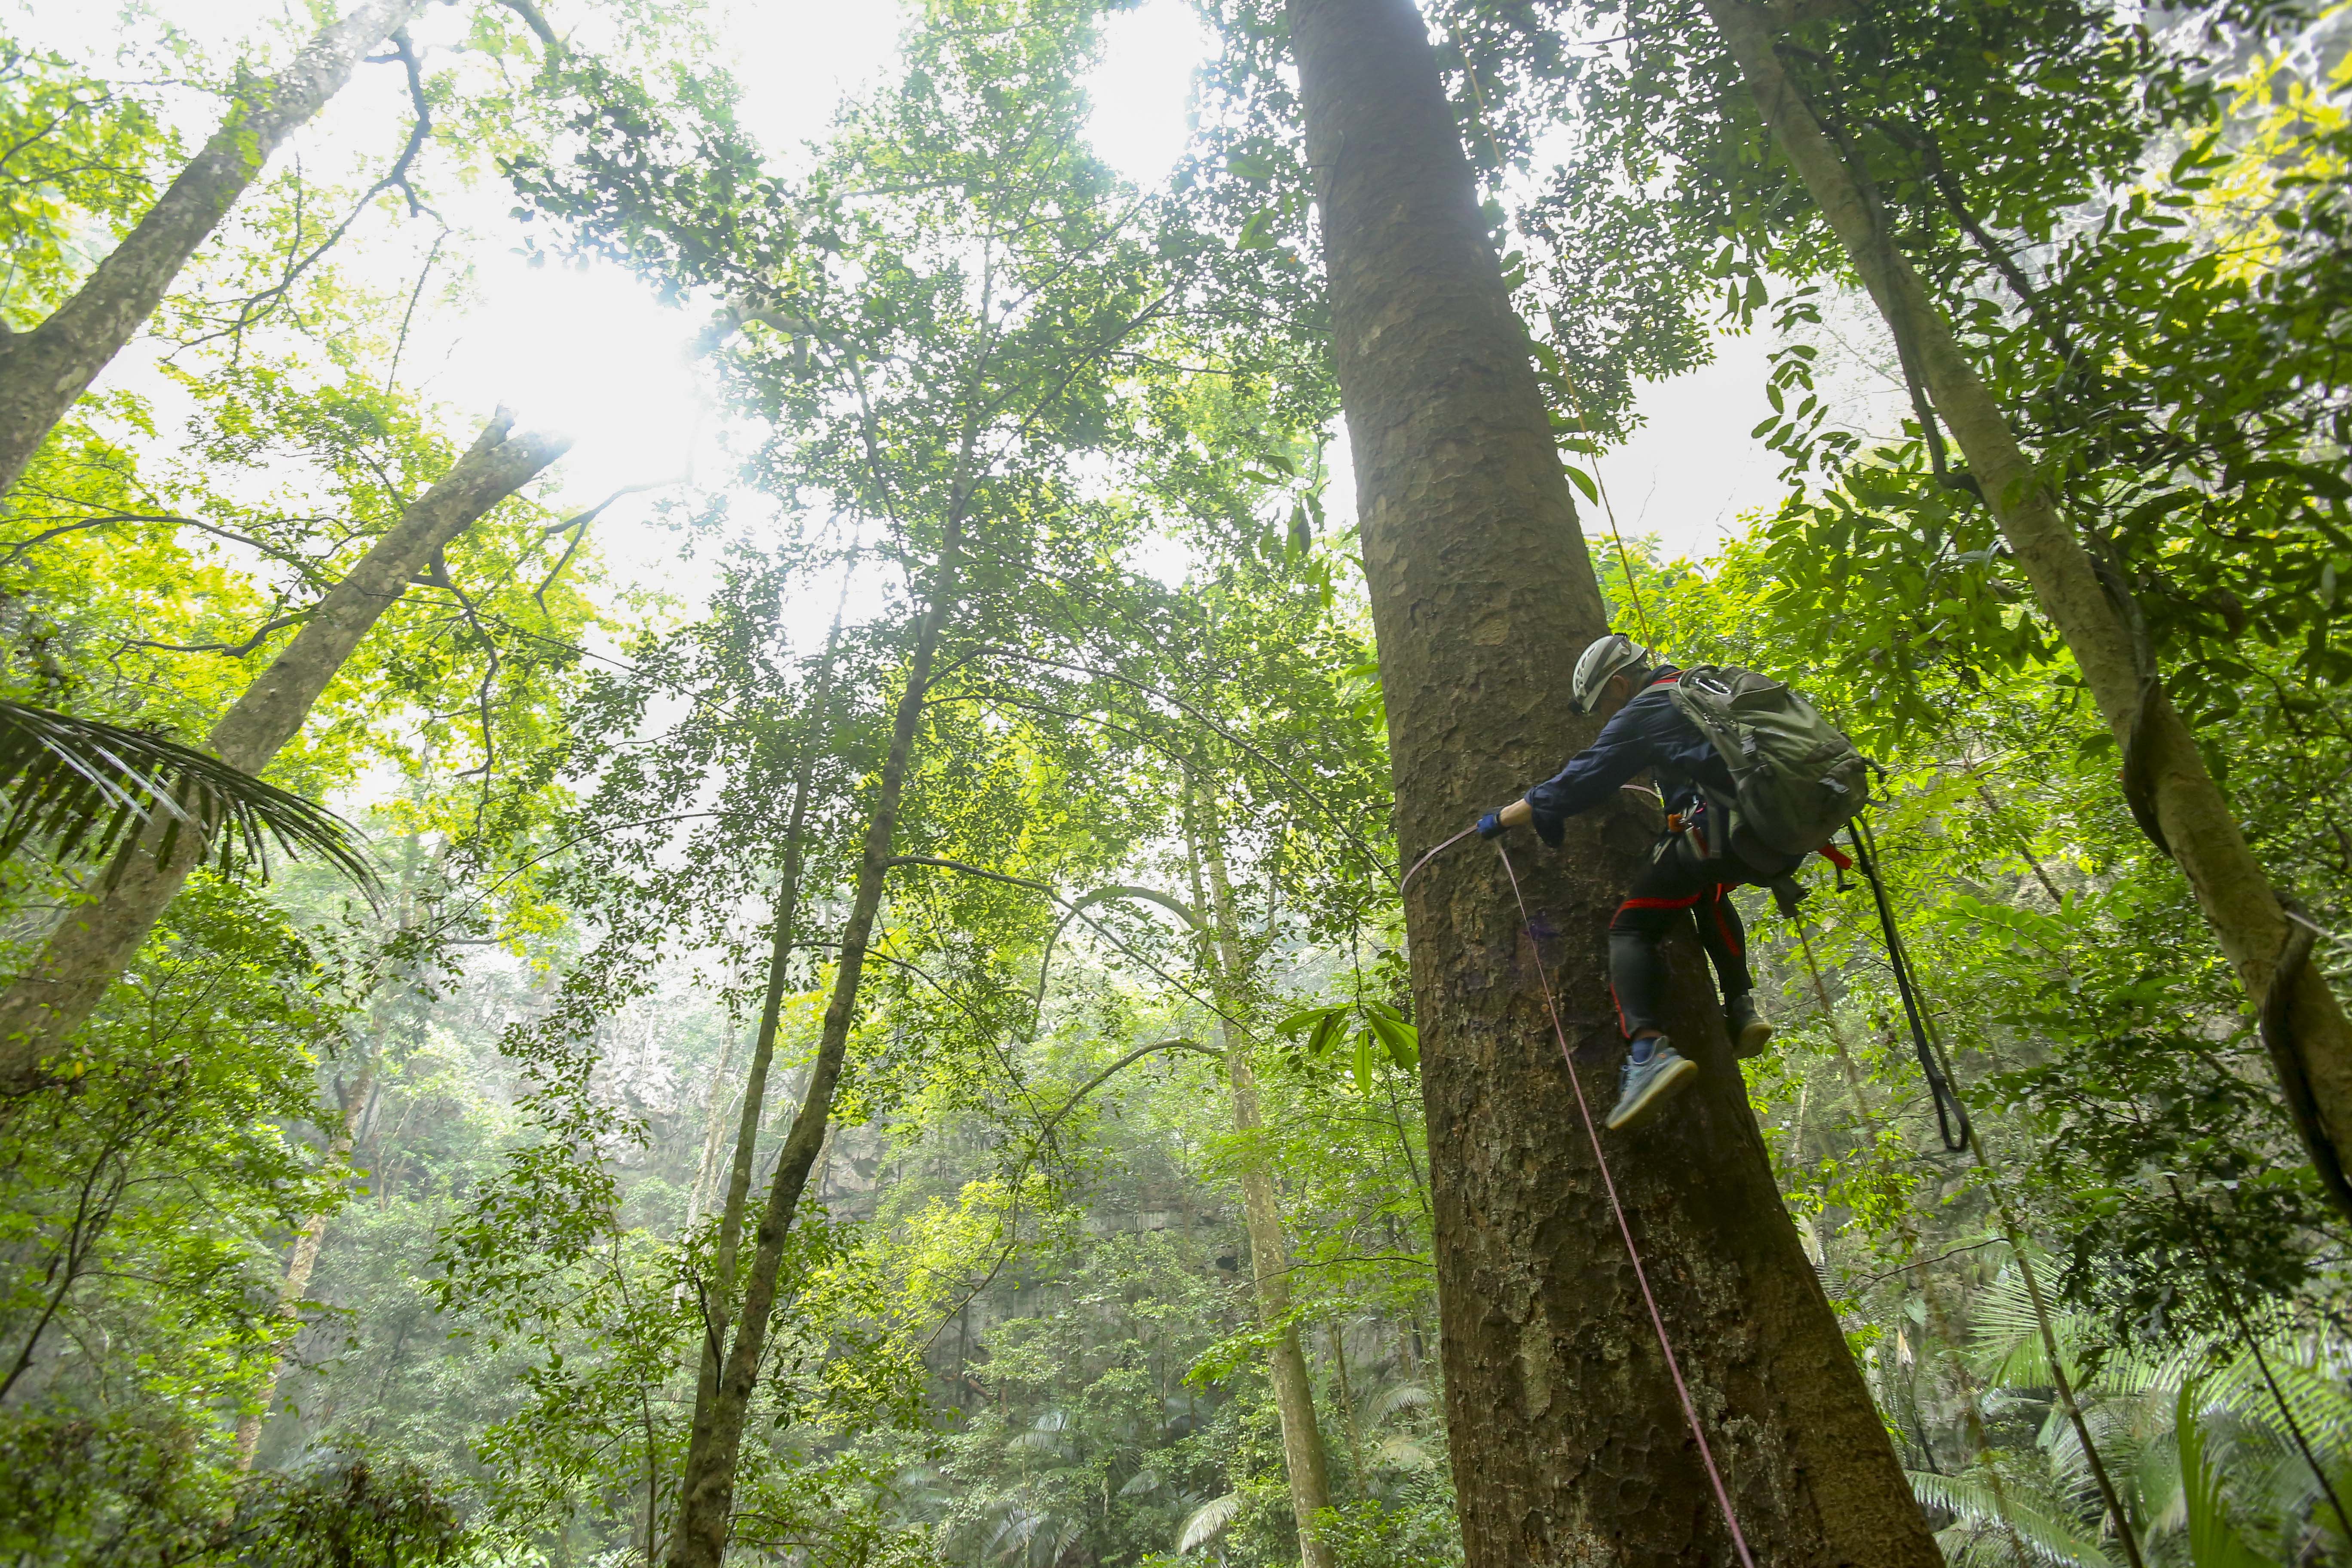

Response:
(885, 855), (1256, 1048)
(494, 0), (564, 55)
(1838, 1237), (2006, 1292)
(385, 226), (448, 393)
(120, 612), (306, 659)
(174, 33), (439, 356)
(1036, 1037), (1222, 1140)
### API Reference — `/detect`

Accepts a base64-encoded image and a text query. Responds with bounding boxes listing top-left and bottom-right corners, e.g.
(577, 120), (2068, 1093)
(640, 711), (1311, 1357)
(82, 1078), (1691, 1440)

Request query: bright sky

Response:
(46, 0), (1796, 580)
(392, 0), (1796, 574)
(403, 0), (1234, 584)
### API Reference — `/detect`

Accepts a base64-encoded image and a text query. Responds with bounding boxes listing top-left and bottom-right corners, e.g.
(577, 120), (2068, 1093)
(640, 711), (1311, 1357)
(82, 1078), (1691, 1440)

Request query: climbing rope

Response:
(1787, 839), (2150, 1568)
(1401, 822), (1481, 898)
(1491, 837), (1759, 1568)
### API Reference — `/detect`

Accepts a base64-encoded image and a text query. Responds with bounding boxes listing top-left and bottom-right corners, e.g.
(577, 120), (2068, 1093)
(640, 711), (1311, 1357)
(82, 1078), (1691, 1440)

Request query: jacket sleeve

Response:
(1522, 702), (1657, 846)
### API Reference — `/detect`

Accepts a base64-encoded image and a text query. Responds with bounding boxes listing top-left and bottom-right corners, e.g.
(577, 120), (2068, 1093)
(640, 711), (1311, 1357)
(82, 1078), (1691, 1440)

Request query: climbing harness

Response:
(1491, 837), (1758, 1568)
(1845, 816), (1972, 1154)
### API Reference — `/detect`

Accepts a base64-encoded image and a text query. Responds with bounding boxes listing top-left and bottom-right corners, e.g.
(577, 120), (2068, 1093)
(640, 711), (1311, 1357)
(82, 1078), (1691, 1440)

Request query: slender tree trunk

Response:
(664, 545), (959, 1568)
(1286, 4), (1942, 1563)
(677, 607), (849, 1495)
(0, 0), (424, 498)
(1328, 1318), (1367, 1495)
(1702, 0), (2352, 1220)
(233, 1047), (378, 1470)
(0, 412), (567, 1087)
(1191, 802), (1336, 1568)
(682, 1030), (741, 1240)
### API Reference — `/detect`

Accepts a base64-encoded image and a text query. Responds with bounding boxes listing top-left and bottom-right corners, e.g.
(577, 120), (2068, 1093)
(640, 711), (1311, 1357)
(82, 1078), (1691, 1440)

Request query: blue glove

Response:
(1476, 812), (1505, 839)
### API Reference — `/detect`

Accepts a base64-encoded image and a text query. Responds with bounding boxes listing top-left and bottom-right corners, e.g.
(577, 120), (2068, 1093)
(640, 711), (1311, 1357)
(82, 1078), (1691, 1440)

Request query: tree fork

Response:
(1703, 0), (2352, 1222)
(0, 0), (426, 499)
(1286, 2), (1942, 1562)
(0, 412), (568, 1087)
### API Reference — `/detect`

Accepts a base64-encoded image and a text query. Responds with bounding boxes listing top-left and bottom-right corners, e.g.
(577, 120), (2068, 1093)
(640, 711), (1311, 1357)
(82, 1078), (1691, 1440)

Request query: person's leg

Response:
(1699, 878), (1776, 1057)
(1606, 848), (1707, 1047)
(1694, 880), (1756, 1002)
(1604, 846), (1707, 1130)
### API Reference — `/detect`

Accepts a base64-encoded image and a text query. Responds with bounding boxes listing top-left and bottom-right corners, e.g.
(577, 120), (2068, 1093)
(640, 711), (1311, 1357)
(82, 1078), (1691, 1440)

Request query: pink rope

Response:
(1401, 823), (1482, 897)
(1492, 839), (1759, 1568)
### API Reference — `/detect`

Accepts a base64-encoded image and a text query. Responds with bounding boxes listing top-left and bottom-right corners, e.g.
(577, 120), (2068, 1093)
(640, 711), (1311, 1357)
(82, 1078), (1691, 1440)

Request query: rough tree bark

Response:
(1701, 0), (2352, 1221)
(1189, 799), (1336, 1568)
(0, 0), (424, 499)
(0, 412), (569, 1086)
(1286, 3), (1942, 1564)
(664, 541), (959, 1568)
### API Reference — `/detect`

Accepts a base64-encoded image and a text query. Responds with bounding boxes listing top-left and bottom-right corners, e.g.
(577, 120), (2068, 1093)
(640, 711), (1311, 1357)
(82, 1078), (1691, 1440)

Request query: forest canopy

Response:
(0, 1), (2347, 1567)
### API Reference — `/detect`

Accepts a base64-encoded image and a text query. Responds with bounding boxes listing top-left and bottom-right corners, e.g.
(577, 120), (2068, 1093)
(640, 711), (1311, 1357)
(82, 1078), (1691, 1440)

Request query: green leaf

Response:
(2176, 1384), (2278, 1568)
(1307, 1010), (1344, 1059)
(1366, 1009), (1419, 1072)
(1561, 463), (1599, 504)
(0, 701), (378, 894)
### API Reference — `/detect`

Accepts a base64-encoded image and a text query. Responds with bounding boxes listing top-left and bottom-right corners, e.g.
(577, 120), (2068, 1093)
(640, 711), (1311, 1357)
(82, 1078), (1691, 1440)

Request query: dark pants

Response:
(1608, 838), (1755, 1038)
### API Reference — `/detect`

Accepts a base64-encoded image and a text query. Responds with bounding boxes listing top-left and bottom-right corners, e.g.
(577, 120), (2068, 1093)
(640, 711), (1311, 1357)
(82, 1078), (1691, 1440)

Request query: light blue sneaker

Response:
(1606, 1039), (1699, 1131)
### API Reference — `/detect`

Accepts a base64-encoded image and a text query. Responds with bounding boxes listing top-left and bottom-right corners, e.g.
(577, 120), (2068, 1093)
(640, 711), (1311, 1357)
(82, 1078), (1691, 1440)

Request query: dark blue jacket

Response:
(1522, 666), (1734, 846)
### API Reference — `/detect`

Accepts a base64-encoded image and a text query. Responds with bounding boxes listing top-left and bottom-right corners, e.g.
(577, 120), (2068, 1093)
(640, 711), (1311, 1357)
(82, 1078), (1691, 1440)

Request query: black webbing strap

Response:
(1850, 818), (1973, 1154)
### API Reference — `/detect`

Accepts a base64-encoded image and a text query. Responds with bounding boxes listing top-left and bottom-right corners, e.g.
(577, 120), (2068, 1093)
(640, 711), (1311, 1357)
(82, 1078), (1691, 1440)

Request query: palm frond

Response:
(2177, 1384), (2289, 1568)
(0, 700), (377, 892)
(1176, 1492), (1241, 1555)
(1908, 1467), (2119, 1568)
(986, 1505), (1044, 1559)
(1361, 1380), (1434, 1426)
(1371, 1434), (1438, 1471)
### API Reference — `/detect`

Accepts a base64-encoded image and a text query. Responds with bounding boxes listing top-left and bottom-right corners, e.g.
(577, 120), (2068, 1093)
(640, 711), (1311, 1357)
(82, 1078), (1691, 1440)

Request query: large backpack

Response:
(1669, 665), (1871, 864)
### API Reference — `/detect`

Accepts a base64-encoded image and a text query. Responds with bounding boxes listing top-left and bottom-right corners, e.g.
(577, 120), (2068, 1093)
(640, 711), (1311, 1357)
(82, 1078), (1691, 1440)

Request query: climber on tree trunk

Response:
(1479, 633), (1838, 1132)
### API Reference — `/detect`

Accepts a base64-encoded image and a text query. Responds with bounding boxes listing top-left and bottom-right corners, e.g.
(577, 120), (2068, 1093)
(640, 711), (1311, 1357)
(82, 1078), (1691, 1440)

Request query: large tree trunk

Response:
(1192, 805), (1336, 1568)
(0, 0), (424, 498)
(1700, 0), (2352, 1222)
(665, 548), (958, 1568)
(1286, 4), (1942, 1564)
(0, 413), (568, 1086)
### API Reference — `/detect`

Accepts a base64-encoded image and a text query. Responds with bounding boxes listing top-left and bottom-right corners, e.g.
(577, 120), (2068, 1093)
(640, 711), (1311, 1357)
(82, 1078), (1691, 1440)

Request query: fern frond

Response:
(1361, 1380), (1434, 1425)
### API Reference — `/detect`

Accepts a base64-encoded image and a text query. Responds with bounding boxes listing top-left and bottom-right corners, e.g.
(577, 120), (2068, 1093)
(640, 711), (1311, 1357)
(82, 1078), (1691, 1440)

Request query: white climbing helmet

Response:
(1570, 632), (1654, 714)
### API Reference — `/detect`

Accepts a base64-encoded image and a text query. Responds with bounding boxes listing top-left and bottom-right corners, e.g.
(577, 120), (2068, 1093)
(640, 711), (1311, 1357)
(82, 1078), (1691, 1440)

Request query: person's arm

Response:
(1516, 703), (1657, 845)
